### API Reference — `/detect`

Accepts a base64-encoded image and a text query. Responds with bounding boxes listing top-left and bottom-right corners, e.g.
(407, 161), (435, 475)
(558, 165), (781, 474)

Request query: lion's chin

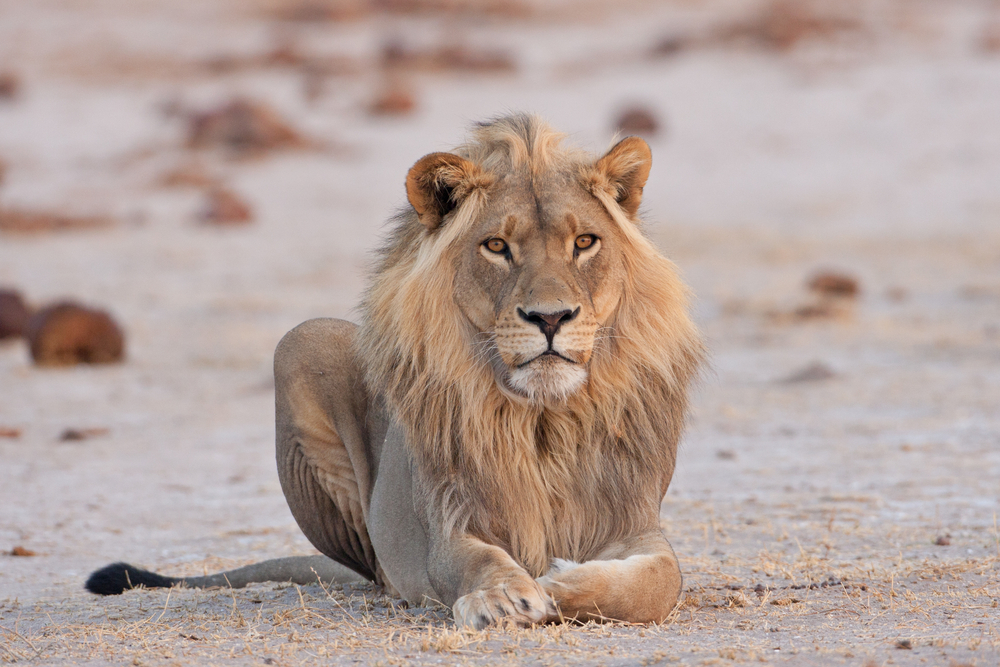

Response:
(507, 356), (588, 404)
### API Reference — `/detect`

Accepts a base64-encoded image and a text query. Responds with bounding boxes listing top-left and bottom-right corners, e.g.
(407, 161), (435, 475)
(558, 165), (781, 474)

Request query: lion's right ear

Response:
(405, 152), (486, 231)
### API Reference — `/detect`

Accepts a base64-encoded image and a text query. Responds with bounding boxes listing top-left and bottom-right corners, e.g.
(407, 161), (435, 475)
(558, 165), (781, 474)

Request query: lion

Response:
(86, 114), (704, 628)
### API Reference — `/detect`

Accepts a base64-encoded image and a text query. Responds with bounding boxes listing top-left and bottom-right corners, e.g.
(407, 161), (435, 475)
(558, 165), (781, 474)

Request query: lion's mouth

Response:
(517, 350), (576, 368)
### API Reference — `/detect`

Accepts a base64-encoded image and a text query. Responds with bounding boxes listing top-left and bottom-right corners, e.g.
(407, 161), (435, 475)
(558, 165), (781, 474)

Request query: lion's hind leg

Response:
(275, 318), (381, 584)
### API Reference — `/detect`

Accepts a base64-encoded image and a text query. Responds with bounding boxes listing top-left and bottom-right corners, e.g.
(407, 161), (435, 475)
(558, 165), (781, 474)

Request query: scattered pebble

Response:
(187, 98), (308, 156)
(27, 302), (126, 366)
(613, 107), (661, 137)
(715, 449), (736, 460)
(770, 597), (800, 606)
(781, 361), (836, 383)
(0, 427), (21, 439)
(201, 188), (254, 225)
(0, 71), (20, 101)
(895, 639), (913, 650)
(60, 427), (110, 442)
(10, 546), (36, 557)
(0, 289), (31, 339)
(808, 271), (860, 298)
(934, 534), (951, 546)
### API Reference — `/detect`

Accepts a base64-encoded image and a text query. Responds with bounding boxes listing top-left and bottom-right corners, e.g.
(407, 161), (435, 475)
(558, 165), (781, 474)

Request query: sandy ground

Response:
(1, 0), (999, 664)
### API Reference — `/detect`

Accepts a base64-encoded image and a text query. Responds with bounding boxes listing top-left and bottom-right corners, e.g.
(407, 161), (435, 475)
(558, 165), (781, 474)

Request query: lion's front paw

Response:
(453, 579), (556, 630)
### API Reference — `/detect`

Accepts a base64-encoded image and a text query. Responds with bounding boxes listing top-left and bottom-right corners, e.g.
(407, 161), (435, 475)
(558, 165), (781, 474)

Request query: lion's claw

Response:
(453, 580), (555, 629)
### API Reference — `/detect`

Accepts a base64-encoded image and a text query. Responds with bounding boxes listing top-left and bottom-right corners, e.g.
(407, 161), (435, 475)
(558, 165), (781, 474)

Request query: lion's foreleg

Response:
(536, 536), (682, 624)
(428, 534), (556, 630)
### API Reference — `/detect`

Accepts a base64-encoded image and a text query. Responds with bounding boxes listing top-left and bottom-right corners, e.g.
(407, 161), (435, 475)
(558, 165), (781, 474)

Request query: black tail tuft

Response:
(85, 562), (179, 595)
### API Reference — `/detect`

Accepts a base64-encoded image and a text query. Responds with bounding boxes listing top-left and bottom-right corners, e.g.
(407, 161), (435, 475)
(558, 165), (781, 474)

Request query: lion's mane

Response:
(357, 115), (704, 577)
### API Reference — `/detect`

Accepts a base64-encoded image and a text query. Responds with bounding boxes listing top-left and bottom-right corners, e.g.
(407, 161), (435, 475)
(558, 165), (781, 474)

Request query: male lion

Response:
(87, 114), (704, 628)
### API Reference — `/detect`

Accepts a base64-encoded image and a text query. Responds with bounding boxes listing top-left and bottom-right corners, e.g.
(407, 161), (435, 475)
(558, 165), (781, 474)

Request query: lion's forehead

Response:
(473, 178), (616, 250)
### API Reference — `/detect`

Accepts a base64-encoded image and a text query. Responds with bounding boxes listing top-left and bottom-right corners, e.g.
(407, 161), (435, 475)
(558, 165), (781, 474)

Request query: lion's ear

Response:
(405, 152), (482, 231)
(591, 137), (652, 218)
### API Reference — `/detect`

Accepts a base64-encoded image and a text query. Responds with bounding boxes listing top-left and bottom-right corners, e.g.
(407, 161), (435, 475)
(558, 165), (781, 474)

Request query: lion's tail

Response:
(84, 555), (366, 595)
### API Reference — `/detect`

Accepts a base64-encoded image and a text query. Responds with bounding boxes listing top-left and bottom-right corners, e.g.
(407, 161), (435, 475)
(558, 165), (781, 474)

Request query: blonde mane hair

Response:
(358, 115), (703, 576)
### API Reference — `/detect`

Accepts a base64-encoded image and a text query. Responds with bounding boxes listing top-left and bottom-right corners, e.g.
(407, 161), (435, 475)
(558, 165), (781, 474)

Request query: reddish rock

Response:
(715, 0), (861, 52)
(27, 302), (125, 366)
(159, 162), (219, 189)
(0, 289), (31, 339)
(381, 41), (515, 73)
(782, 361), (836, 383)
(614, 107), (661, 137)
(0, 71), (20, 101)
(0, 209), (114, 234)
(369, 85), (416, 116)
(201, 188), (254, 225)
(10, 546), (36, 557)
(187, 99), (308, 156)
(808, 271), (860, 298)
(981, 22), (1000, 53)
(60, 427), (110, 441)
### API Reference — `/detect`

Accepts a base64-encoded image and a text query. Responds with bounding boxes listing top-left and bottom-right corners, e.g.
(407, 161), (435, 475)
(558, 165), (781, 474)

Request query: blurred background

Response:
(1, 0), (999, 641)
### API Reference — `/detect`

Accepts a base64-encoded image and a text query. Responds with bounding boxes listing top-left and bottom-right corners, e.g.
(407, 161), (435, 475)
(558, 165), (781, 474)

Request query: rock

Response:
(381, 41), (515, 73)
(201, 188), (254, 225)
(0, 427), (21, 439)
(714, 0), (861, 52)
(808, 271), (859, 298)
(650, 35), (688, 57)
(158, 162), (219, 189)
(0, 71), (20, 101)
(60, 427), (110, 441)
(187, 99), (308, 156)
(369, 84), (417, 116)
(781, 361), (836, 383)
(10, 546), (36, 557)
(0, 289), (31, 339)
(614, 107), (661, 137)
(933, 534), (951, 546)
(981, 22), (1000, 53)
(0, 209), (114, 234)
(272, 0), (368, 22)
(27, 302), (125, 366)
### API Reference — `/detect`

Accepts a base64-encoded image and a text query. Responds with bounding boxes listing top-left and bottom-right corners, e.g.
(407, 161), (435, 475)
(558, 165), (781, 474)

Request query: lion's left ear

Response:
(588, 137), (652, 218)
(405, 152), (486, 231)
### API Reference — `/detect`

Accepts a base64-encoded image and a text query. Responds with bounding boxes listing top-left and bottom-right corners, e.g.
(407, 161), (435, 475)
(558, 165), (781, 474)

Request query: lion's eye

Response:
(575, 234), (596, 250)
(485, 238), (508, 254)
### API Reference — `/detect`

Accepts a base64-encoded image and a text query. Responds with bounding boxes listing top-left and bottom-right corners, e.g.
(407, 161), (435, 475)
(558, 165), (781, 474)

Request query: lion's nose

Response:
(517, 307), (580, 345)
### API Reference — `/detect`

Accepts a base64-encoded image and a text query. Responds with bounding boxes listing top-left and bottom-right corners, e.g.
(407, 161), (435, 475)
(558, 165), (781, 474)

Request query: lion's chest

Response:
(470, 445), (660, 576)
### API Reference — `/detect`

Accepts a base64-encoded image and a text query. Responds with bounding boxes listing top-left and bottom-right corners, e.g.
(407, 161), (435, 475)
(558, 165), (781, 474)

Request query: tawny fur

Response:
(357, 115), (704, 579)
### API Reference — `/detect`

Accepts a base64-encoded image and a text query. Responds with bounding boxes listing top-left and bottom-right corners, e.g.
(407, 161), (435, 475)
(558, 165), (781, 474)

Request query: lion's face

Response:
(399, 129), (654, 406)
(450, 177), (626, 404)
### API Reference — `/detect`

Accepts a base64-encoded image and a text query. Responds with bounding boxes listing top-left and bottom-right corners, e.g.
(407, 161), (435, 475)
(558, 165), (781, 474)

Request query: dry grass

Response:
(4, 500), (997, 666)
